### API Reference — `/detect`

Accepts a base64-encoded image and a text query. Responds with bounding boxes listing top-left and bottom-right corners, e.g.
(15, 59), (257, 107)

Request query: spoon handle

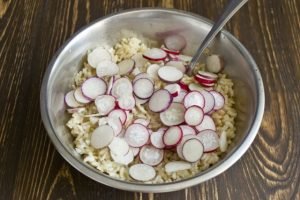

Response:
(188, 0), (248, 73)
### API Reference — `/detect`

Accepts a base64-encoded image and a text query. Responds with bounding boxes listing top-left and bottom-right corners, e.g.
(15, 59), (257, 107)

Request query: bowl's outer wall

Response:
(41, 9), (264, 193)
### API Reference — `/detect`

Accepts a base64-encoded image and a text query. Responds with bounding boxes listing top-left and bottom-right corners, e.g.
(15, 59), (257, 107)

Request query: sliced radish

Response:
(158, 66), (183, 83)
(87, 47), (112, 68)
(74, 88), (91, 104)
(161, 46), (180, 55)
(188, 83), (203, 92)
(219, 131), (227, 152)
(200, 82), (215, 88)
(134, 95), (149, 105)
(129, 164), (156, 181)
(164, 35), (186, 51)
(111, 77), (133, 98)
(90, 125), (114, 149)
(107, 117), (122, 136)
(165, 61), (186, 73)
(143, 48), (167, 61)
(198, 71), (218, 80)
(195, 115), (216, 132)
(195, 74), (216, 85)
(108, 137), (129, 156)
(200, 90), (215, 113)
(134, 118), (150, 127)
(106, 76), (115, 95)
(210, 91), (225, 110)
(146, 64), (160, 80)
(184, 106), (204, 126)
(81, 77), (107, 100)
(139, 145), (164, 166)
(168, 53), (179, 61)
(131, 67), (141, 76)
(183, 91), (205, 109)
(197, 129), (219, 152)
(150, 130), (165, 149)
(118, 95), (135, 110)
(206, 54), (224, 73)
(118, 129), (126, 138)
(108, 109), (127, 124)
(125, 123), (149, 147)
(130, 146), (140, 157)
(133, 73), (154, 84)
(176, 135), (197, 159)
(148, 89), (172, 112)
(131, 53), (148, 69)
(165, 161), (192, 173)
(180, 125), (196, 136)
(182, 138), (204, 162)
(164, 83), (181, 97)
(118, 59), (135, 75)
(173, 90), (187, 103)
(160, 103), (185, 126)
(65, 90), (82, 108)
(111, 148), (134, 165)
(94, 95), (115, 115)
(163, 126), (183, 147)
(178, 54), (192, 63)
(133, 78), (154, 99)
(96, 60), (119, 77)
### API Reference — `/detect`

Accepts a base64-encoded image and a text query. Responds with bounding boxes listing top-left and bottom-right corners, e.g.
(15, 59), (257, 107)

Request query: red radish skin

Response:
(200, 90), (215, 113)
(96, 60), (119, 77)
(111, 77), (133, 99)
(195, 115), (216, 132)
(148, 89), (172, 113)
(195, 74), (216, 85)
(197, 71), (218, 80)
(164, 84), (181, 97)
(184, 106), (204, 126)
(65, 90), (82, 108)
(118, 59), (135, 75)
(168, 53), (179, 61)
(160, 103), (185, 126)
(139, 145), (164, 166)
(158, 66), (183, 83)
(206, 54), (224, 73)
(200, 82), (215, 88)
(94, 95), (116, 115)
(133, 78), (154, 99)
(129, 164), (156, 181)
(134, 118), (150, 127)
(180, 125), (197, 136)
(161, 46), (180, 55)
(197, 129), (219, 152)
(178, 81), (189, 91)
(210, 91), (225, 110)
(90, 125), (114, 149)
(87, 47), (112, 68)
(164, 35), (186, 51)
(165, 61), (186, 73)
(183, 91), (205, 109)
(163, 126), (183, 147)
(182, 138), (204, 162)
(150, 130), (166, 149)
(117, 95), (136, 110)
(143, 48), (167, 61)
(125, 123), (150, 147)
(81, 77), (107, 100)
(74, 88), (91, 104)
(108, 109), (127, 124)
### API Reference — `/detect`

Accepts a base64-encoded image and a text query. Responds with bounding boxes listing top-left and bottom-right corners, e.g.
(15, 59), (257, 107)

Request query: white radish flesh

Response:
(134, 118), (150, 127)
(197, 129), (219, 152)
(134, 95), (149, 105)
(197, 71), (218, 80)
(183, 91), (205, 109)
(125, 123), (150, 147)
(188, 83), (203, 92)
(108, 137), (129, 156)
(143, 48), (167, 61)
(148, 89), (172, 112)
(161, 46), (180, 55)
(165, 61), (186, 73)
(160, 102), (185, 126)
(195, 115), (216, 132)
(164, 35), (186, 51)
(131, 53), (148, 70)
(163, 126), (183, 147)
(107, 117), (123, 136)
(165, 161), (192, 173)
(111, 77), (133, 98)
(184, 106), (204, 126)
(164, 84), (181, 97)
(176, 135), (196, 159)
(150, 130), (165, 149)
(108, 109), (127, 124)
(158, 66), (183, 83)
(118, 59), (135, 75)
(106, 76), (115, 95)
(200, 82), (215, 88)
(210, 91), (225, 110)
(118, 95), (135, 110)
(133, 73), (154, 84)
(129, 164), (156, 181)
(173, 90), (187, 103)
(219, 131), (227, 152)
(74, 88), (91, 104)
(206, 54), (224, 73)
(133, 78), (154, 99)
(96, 60), (119, 77)
(90, 125), (114, 149)
(130, 147), (140, 157)
(139, 145), (164, 166)
(65, 90), (82, 108)
(200, 90), (215, 113)
(146, 64), (161, 80)
(87, 47), (112, 68)
(180, 125), (196, 136)
(111, 148), (134, 165)
(94, 95), (116, 115)
(182, 138), (204, 162)
(81, 77), (107, 100)
(178, 54), (192, 63)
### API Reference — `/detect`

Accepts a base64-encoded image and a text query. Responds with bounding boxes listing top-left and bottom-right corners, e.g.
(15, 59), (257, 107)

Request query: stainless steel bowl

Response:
(40, 8), (265, 193)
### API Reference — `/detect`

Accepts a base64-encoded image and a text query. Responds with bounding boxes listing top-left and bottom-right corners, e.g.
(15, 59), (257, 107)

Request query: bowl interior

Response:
(41, 9), (264, 192)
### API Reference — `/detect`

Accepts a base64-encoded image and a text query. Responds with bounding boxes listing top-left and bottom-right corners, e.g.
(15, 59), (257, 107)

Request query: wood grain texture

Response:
(0, 0), (299, 199)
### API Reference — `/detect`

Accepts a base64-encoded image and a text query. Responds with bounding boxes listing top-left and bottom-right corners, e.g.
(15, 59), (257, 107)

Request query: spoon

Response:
(188, 0), (248, 74)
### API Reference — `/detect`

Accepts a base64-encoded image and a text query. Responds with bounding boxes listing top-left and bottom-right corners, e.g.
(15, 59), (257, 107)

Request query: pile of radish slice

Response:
(65, 35), (227, 182)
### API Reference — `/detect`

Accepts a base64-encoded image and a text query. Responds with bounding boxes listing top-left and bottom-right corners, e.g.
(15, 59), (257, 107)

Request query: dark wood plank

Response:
(0, 0), (299, 199)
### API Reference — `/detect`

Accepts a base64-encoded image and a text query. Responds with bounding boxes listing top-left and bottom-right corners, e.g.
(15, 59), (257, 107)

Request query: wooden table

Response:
(0, 0), (299, 199)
